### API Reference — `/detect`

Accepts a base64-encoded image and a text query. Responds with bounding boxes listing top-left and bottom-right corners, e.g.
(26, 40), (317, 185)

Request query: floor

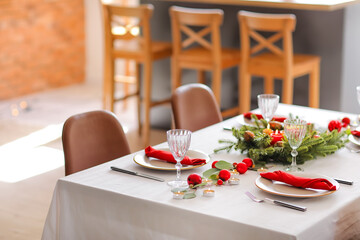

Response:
(0, 83), (167, 240)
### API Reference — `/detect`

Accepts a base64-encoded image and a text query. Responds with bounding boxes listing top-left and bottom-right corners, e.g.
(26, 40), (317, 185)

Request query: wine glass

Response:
(167, 129), (192, 188)
(284, 118), (307, 172)
(257, 94), (280, 123)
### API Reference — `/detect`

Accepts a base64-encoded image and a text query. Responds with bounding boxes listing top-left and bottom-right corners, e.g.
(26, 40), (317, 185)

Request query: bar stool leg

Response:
(198, 70), (206, 84)
(309, 63), (320, 108)
(264, 76), (274, 94)
(282, 75), (294, 105)
(135, 63), (142, 136)
(212, 68), (222, 106)
(143, 60), (152, 147)
(239, 70), (251, 113)
(171, 57), (182, 93)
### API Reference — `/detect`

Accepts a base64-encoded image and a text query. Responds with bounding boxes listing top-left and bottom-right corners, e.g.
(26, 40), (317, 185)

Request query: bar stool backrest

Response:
(239, 10), (296, 68)
(102, 4), (153, 58)
(170, 6), (224, 64)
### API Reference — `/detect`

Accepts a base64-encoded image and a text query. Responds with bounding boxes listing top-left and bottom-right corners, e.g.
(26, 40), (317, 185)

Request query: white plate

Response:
(349, 135), (360, 146)
(255, 172), (339, 198)
(133, 148), (210, 171)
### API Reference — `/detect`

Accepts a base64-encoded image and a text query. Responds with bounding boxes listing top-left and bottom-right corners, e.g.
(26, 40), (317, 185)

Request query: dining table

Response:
(42, 104), (360, 240)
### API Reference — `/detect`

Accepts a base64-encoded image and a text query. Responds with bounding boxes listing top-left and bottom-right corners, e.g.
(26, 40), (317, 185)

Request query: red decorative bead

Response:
(242, 158), (253, 168)
(219, 169), (231, 181)
(236, 162), (248, 174)
(187, 173), (202, 186)
(217, 179), (223, 185)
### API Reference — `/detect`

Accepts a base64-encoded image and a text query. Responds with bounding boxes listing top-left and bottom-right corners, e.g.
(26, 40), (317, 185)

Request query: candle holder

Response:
(257, 167), (269, 174)
(172, 191), (185, 199)
(203, 188), (215, 197)
(228, 170), (240, 185)
(203, 178), (215, 197)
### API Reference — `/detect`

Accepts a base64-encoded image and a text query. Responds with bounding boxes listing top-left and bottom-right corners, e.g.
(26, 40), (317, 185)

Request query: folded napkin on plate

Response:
(260, 170), (336, 191)
(351, 130), (360, 138)
(243, 112), (286, 122)
(145, 146), (206, 165)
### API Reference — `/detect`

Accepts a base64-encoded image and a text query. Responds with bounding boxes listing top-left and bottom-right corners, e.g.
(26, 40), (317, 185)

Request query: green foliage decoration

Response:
(215, 116), (348, 166)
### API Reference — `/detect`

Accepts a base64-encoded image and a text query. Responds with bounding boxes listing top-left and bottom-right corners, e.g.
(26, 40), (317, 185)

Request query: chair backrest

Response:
(238, 10), (296, 67)
(171, 83), (223, 132)
(62, 110), (131, 176)
(101, 3), (153, 56)
(169, 6), (224, 64)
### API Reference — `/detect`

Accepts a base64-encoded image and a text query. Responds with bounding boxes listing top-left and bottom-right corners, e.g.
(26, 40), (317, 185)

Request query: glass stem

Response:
(291, 149), (298, 167)
(175, 161), (182, 181)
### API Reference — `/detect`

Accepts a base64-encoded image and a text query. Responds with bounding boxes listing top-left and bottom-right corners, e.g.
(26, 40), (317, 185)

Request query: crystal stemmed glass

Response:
(257, 94), (280, 123)
(284, 119), (307, 172)
(167, 129), (192, 188)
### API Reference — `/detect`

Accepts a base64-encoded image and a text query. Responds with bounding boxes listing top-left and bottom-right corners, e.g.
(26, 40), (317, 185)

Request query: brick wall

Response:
(0, 0), (85, 99)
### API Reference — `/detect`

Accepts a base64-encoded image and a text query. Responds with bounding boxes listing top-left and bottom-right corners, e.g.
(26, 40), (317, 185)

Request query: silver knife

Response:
(334, 178), (353, 185)
(110, 166), (165, 182)
(265, 198), (307, 212)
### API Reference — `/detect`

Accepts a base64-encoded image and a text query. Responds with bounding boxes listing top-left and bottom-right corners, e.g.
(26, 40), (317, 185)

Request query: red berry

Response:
(217, 179), (223, 185)
(242, 158), (253, 168)
(328, 120), (342, 132)
(342, 117), (350, 127)
(236, 162), (248, 174)
(342, 117), (350, 125)
(211, 161), (219, 168)
(232, 162), (238, 168)
(187, 173), (202, 186)
(313, 135), (320, 139)
(219, 169), (231, 181)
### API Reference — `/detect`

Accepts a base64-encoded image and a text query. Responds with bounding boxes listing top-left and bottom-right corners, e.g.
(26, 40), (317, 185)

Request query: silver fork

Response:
(245, 191), (307, 212)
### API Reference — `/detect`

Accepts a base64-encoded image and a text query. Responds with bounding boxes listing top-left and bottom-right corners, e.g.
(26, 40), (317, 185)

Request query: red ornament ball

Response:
(328, 120), (342, 132)
(342, 117), (350, 127)
(232, 162), (238, 168)
(236, 162), (248, 174)
(211, 161), (219, 168)
(218, 169), (231, 181)
(217, 179), (224, 185)
(187, 173), (202, 186)
(242, 158), (253, 168)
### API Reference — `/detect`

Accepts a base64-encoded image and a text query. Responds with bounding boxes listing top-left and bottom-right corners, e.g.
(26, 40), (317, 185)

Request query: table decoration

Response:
(216, 114), (348, 166)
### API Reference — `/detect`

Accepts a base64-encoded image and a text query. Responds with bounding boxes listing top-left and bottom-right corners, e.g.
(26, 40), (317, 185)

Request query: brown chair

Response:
(62, 110), (131, 176)
(238, 10), (320, 113)
(171, 83), (223, 132)
(169, 6), (240, 118)
(101, 3), (172, 146)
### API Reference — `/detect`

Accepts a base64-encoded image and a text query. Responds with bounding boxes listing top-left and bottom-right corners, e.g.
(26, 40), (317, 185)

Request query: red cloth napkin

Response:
(260, 170), (337, 191)
(243, 112), (286, 122)
(351, 130), (360, 138)
(145, 146), (206, 165)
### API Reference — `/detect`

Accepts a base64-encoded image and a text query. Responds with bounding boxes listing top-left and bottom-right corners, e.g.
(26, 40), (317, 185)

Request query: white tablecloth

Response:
(42, 104), (360, 240)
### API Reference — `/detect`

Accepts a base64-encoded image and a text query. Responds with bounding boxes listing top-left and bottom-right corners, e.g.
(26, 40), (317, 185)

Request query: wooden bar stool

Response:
(169, 6), (241, 118)
(238, 10), (320, 113)
(101, 3), (172, 146)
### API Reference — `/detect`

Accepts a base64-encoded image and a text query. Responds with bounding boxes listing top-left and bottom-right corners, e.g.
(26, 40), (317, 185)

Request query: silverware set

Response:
(245, 191), (307, 212)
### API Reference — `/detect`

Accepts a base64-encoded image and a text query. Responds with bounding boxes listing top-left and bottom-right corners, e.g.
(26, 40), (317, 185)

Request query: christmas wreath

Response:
(215, 114), (349, 166)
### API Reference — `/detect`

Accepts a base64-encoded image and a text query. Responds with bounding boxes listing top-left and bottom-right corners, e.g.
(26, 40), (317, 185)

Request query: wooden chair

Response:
(169, 6), (240, 118)
(101, 3), (172, 146)
(171, 83), (223, 132)
(238, 10), (320, 113)
(62, 110), (131, 176)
